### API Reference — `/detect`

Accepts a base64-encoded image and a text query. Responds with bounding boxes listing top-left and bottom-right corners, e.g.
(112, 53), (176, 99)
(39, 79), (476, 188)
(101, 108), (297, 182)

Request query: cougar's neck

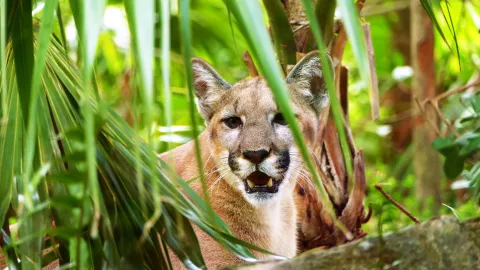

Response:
(206, 167), (296, 258)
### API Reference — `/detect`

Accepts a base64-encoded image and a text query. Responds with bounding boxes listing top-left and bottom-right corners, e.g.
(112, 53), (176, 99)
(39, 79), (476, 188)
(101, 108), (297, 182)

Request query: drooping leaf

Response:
(444, 154), (465, 179)
(223, 0), (340, 228)
(419, 0), (453, 51)
(0, 49), (22, 229)
(432, 137), (456, 155)
(3, 28), (261, 269)
(9, 0), (34, 118)
(159, 204), (206, 268)
(23, 0), (59, 207)
(337, 0), (370, 94)
(76, 0), (106, 239)
(440, 1), (461, 69)
(16, 2), (60, 268)
(179, 0), (219, 244)
(301, 0), (354, 184)
(124, 0), (159, 224)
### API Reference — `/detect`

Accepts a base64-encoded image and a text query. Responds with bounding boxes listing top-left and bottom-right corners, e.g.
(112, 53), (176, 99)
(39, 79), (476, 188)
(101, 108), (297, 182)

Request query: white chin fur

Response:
(217, 148), (297, 206)
(243, 186), (286, 206)
(242, 167), (295, 207)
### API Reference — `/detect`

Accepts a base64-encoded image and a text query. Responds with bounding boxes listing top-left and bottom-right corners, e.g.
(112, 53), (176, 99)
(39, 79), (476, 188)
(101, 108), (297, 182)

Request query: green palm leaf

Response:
(223, 0), (340, 229)
(2, 21), (261, 267)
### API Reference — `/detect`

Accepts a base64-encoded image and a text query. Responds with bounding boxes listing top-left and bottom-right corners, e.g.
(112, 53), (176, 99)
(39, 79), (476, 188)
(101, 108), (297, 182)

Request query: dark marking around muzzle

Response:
(277, 150), (290, 171)
(228, 152), (240, 171)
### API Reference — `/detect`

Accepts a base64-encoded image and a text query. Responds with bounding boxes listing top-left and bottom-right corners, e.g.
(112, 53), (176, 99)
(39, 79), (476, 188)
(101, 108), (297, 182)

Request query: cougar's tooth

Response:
(247, 180), (255, 188)
(267, 178), (273, 188)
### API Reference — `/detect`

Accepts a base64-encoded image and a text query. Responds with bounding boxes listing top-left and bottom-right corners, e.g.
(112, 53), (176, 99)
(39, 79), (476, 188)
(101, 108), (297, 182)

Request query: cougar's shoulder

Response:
(158, 51), (332, 269)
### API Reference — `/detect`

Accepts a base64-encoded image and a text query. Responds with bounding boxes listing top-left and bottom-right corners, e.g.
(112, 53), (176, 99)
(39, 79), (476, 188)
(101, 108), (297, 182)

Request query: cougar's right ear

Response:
(192, 58), (231, 120)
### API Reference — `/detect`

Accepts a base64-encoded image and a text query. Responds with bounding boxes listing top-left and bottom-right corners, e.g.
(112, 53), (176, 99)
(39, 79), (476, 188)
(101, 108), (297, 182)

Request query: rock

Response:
(227, 216), (480, 270)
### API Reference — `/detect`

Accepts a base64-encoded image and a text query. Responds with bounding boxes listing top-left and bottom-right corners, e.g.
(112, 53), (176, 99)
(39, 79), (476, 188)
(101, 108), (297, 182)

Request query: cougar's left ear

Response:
(285, 51), (333, 113)
(192, 58), (231, 120)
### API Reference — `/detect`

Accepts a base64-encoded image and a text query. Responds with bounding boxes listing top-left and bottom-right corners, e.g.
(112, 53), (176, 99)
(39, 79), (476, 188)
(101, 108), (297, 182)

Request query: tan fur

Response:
(159, 51), (329, 269)
(161, 132), (297, 269)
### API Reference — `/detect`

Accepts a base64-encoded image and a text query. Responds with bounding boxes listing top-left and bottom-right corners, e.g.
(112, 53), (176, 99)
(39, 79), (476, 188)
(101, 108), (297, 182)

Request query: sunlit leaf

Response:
(419, 0), (453, 51)
(223, 0), (341, 229)
(0, 51), (22, 229)
(9, 0), (34, 118)
(124, 0), (159, 227)
(179, 0), (220, 254)
(337, 0), (370, 93)
(301, 0), (354, 182)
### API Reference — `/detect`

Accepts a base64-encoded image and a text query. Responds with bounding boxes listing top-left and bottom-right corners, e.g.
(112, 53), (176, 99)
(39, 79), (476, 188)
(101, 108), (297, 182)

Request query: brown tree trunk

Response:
(283, 0), (311, 53)
(283, 0), (306, 22)
(383, 7), (413, 152)
(410, 0), (442, 214)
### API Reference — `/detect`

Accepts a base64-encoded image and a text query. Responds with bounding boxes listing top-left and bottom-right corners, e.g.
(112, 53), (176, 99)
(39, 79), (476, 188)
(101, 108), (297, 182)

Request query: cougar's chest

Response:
(262, 198), (297, 258)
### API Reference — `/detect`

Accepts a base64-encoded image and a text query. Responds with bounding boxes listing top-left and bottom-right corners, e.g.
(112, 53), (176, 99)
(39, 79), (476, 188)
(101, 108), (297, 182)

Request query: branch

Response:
(242, 51), (259, 77)
(374, 184), (421, 224)
(433, 80), (480, 102)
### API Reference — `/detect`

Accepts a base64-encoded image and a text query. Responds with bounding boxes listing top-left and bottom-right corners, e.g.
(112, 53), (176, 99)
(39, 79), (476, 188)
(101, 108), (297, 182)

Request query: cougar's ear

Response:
(285, 51), (333, 113)
(192, 58), (231, 120)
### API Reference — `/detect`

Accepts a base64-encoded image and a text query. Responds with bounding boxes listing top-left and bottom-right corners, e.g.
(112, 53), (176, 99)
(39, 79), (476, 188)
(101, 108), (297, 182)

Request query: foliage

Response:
(433, 93), (480, 204)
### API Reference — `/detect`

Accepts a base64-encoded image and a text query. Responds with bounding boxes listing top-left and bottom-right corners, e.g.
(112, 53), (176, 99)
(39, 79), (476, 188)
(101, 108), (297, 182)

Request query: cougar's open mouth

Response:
(244, 171), (281, 194)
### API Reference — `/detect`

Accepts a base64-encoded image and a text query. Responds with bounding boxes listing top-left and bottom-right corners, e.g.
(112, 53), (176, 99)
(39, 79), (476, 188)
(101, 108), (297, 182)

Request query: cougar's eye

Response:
(273, 113), (287, 126)
(223, 116), (242, 129)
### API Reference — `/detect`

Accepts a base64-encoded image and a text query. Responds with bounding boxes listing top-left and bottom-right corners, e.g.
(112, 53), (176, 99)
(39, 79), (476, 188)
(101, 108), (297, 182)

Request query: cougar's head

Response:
(192, 51), (330, 205)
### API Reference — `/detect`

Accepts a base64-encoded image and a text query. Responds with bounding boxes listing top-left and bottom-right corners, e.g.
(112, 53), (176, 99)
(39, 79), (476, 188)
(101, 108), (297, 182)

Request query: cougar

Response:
(160, 51), (330, 269)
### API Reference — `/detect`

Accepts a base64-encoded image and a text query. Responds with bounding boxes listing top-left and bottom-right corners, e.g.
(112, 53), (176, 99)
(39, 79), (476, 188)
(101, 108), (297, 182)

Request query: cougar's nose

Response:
(242, 149), (270, 165)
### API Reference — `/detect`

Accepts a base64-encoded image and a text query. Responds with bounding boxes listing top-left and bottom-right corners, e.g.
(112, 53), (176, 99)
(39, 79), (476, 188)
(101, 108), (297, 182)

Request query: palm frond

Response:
(1, 23), (259, 270)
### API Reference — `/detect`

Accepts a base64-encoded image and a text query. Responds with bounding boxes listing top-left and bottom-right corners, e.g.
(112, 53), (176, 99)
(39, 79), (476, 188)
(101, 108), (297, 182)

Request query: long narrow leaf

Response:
(300, 0), (354, 188)
(419, 0), (452, 51)
(124, 0), (160, 233)
(337, 0), (370, 99)
(438, 1), (461, 69)
(9, 0), (34, 118)
(1, 0), (6, 117)
(161, 0), (173, 152)
(0, 0), (10, 228)
(9, 8), (60, 264)
(0, 49), (21, 230)
(5, 30), (262, 268)
(223, 0), (341, 231)
(23, 0), (59, 209)
(56, 5), (68, 54)
(78, 0), (106, 240)
(179, 0), (218, 236)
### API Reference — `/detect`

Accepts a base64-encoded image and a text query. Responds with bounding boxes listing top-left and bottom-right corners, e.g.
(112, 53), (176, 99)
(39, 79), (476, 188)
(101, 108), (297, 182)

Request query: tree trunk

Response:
(383, 7), (413, 152)
(410, 0), (442, 214)
(227, 217), (480, 270)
